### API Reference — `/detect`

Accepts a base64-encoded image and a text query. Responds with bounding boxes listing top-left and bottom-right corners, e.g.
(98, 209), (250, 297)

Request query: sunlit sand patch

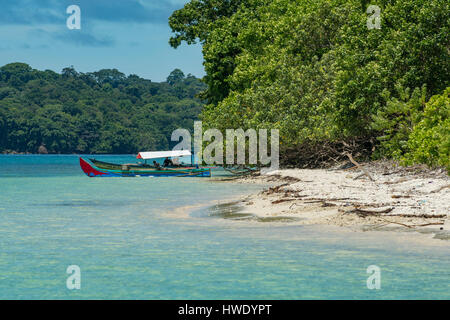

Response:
(213, 163), (449, 240)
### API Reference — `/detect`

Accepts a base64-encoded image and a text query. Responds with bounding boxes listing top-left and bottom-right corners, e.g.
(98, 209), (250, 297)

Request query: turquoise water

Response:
(0, 155), (448, 299)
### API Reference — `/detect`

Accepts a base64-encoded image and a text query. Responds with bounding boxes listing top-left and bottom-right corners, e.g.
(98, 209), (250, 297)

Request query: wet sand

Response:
(211, 162), (450, 240)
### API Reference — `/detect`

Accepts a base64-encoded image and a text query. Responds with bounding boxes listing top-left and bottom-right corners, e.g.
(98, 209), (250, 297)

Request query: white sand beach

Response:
(221, 162), (450, 235)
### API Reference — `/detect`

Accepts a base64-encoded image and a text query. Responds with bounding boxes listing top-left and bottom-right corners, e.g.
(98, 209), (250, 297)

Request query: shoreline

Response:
(212, 161), (450, 240)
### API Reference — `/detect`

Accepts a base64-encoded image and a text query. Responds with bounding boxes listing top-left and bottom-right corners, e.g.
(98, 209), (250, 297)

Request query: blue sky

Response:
(0, 0), (204, 82)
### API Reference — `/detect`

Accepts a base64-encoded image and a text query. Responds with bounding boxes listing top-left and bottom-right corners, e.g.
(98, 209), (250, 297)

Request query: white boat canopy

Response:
(136, 150), (191, 160)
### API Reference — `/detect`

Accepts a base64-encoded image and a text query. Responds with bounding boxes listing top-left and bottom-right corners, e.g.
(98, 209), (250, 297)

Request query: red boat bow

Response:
(79, 158), (108, 177)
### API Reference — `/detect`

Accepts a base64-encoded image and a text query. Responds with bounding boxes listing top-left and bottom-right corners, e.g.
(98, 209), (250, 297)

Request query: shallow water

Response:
(0, 155), (448, 299)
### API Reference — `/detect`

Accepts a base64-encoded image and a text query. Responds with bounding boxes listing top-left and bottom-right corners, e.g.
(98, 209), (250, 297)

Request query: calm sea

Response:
(0, 155), (448, 299)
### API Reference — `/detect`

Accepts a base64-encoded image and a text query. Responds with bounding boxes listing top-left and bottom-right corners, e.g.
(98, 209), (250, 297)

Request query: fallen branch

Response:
(384, 177), (408, 185)
(304, 197), (354, 201)
(321, 202), (337, 207)
(342, 165), (358, 171)
(412, 222), (445, 227)
(386, 213), (447, 219)
(353, 172), (366, 180)
(351, 207), (394, 215)
(382, 169), (404, 176)
(289, 203), (300, 210)
(271, 198), (296, 204)
(377, 217), (444, 228)
(345, 153), (375, 181)
(376, 217), (414, 228)
(430, 184), (450, 193)
(264, 183), (290, 194)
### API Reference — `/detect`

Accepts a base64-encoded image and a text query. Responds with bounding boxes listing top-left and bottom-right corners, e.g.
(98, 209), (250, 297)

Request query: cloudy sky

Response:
(0, 0), (204, 81)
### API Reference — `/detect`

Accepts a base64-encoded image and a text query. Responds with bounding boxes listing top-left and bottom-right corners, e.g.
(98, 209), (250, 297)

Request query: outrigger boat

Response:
(79, 150), (211, 177)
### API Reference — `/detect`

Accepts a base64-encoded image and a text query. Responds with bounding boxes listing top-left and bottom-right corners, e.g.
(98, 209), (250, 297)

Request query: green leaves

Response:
(169, 0), (253, 48)
(166, 69), (185, 85)
(173, 0), (449, 169)
(371, 85), (427, 158)
(404, 87), (450, 171)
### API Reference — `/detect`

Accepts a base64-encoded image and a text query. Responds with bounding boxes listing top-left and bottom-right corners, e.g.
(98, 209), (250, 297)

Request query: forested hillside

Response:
(169, 0), (449, 170)
(0, 63), (205, 154)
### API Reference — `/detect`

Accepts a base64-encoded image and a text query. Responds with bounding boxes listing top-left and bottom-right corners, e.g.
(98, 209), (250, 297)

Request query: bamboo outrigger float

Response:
(79, 150), (211, 177)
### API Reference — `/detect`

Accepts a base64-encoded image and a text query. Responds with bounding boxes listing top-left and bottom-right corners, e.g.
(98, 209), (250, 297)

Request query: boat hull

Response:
(79, 158), (211, 177)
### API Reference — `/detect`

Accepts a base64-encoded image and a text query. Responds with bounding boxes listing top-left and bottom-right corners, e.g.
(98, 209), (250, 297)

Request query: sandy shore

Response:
(216, 161), (450, 238)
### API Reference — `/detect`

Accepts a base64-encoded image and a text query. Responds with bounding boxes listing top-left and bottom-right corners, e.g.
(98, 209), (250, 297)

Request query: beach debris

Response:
(375, 217), (445, 229)
(263, 183), (289, 195)
(391, 194), (411, 198)
(289, 203), (300, 210)
(430, 184), (450, 193)
(345, 153), (375, 181)
(353, 172), (367, 180)
(384, 177), (408, 184)
(378, 217), (444, 228)
(349, 207), (394, 216)
(305, 197), (354, 201)
(271, 198), (296, 204)
(382, 169), (404, 176)
(390, 213), (446, 218)
(223, 165), (261, 176)
(338, 162), (356, 170)
(228, 159), (448, 233)
(321, 202), (337, 207)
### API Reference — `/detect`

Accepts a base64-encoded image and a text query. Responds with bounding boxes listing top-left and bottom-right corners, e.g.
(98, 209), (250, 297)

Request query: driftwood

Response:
(430, 184), (450, 193)
(303, 200), (329, 204)
(289, 203), (300, 210)
(224, 166), (260, 176)
(409, 222), (445, 227)
(345, 153), (375, 182)
(302, 201), (337, 206)
(265, 174), (301, 183)
(321, 202), (337, 207)
(263, 183), (290, 195)
(353, 172), (366, 180)
(384, 177), (408, 185)
(376, 217), (445, 229)
(343, 165), (358, 171)
(387, 213), (446, 219)
(382, 169), (404, 176)
(304, 197), (353, 201)
(271, 198), (296, 204)
(376, 218), (415, 228)
(350, 207), (394, 215)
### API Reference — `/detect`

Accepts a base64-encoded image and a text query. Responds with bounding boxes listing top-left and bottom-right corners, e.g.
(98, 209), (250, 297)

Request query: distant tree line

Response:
(0, 63), (206, 154)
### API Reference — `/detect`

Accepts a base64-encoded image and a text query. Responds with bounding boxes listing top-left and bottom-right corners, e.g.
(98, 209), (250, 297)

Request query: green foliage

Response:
(371, 85), (427, 158)
(166, 69), (185, 85)
(404, 88), (450, 171)
(169, 0), (252, 48)
(170, 0), (449, 169)
(169, 0), (258, 104)
(0, 63), (206, 154)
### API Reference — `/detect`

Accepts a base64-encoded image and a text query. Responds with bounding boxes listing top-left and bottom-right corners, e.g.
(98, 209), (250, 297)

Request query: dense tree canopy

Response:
(170, 0), (449, 169)
(0, 63), (206, 154)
